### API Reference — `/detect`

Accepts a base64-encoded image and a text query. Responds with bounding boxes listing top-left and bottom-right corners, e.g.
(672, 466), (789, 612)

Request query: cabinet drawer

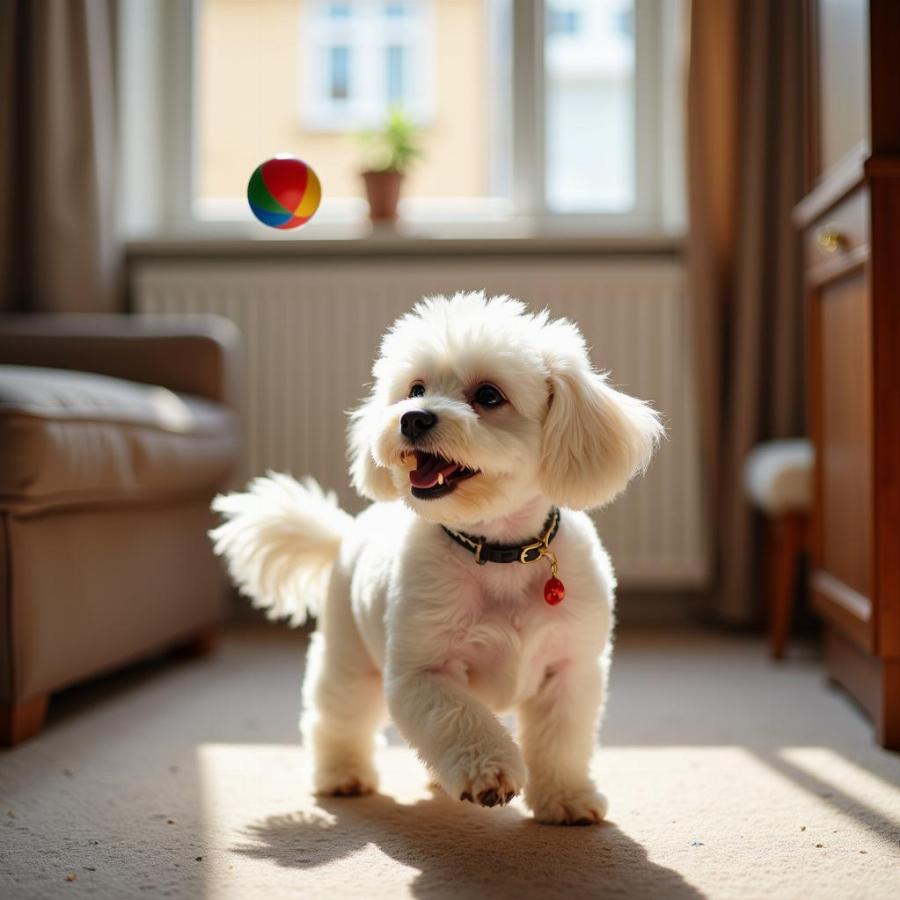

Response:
(812, 265), (874, 649)
(806, 188), (870, 275)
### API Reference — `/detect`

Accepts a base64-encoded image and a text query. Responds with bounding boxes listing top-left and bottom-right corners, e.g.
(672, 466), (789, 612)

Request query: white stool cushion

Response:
(743, 438), (814, 515)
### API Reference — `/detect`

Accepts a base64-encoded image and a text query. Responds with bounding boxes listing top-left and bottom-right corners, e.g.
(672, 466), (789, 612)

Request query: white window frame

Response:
(118, 0), (686, 239)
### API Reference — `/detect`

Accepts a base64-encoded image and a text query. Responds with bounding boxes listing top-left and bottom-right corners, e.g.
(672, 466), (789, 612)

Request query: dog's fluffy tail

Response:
(210, 473), (353, 626)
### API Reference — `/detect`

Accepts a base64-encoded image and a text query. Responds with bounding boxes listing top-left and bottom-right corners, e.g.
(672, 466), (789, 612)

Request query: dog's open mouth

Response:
(404, 451), (478, 500)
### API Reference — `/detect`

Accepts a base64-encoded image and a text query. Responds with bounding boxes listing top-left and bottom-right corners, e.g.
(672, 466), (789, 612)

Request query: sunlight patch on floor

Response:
(193, 742), (898, 899)
(775, 746), (900, 841)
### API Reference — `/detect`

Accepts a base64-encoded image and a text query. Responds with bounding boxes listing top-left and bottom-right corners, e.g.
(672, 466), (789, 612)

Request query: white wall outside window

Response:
(301, 0), (434, 130)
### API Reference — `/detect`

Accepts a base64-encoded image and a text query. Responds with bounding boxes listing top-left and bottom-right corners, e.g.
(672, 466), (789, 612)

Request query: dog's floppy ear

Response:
(538, 322), (664, 510)
(347, 391), (401, 502)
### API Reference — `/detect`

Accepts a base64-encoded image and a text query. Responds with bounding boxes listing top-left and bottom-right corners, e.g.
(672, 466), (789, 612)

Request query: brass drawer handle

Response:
(816, 227), (845, 253)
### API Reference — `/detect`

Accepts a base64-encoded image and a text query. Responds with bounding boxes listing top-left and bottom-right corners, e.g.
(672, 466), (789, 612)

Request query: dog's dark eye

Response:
(408, 382), (425, 399)
(474, 384), (505, 408)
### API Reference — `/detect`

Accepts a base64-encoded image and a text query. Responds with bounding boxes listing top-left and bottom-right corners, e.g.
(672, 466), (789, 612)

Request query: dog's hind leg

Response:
(300, 578), (386, 797)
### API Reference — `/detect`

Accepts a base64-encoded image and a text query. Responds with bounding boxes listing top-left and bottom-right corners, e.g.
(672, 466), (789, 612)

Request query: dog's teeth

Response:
(437, 473), (444, 486)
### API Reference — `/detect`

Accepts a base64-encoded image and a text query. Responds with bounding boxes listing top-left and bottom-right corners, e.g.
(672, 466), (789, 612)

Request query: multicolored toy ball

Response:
(247, 155), (321, 229)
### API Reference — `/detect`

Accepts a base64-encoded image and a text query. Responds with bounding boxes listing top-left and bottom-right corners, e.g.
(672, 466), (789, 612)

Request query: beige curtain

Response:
(688, 0), (807, 624)
(0, 0), (119, 313)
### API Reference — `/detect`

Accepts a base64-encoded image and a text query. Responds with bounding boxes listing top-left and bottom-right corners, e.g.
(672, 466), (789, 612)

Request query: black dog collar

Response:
(441, 508), (566, 605)
(441, 508), (561, 566)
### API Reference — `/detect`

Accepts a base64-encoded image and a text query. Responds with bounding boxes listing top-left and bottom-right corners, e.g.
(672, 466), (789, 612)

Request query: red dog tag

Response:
(544, 577), (566, 605)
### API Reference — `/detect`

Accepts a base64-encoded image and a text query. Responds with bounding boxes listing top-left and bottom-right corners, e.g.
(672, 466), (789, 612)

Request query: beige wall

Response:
(199, 0), (489, 201)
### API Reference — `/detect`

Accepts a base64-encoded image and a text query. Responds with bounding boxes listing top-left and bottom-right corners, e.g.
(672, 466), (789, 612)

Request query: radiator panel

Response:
(133, 257), (709, 589)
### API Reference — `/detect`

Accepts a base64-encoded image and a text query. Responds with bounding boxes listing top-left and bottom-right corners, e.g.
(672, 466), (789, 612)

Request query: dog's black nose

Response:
(400, 409), (437, 442)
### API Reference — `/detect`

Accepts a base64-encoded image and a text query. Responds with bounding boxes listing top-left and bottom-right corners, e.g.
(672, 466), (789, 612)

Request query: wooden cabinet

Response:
(796, 1), (900, 748)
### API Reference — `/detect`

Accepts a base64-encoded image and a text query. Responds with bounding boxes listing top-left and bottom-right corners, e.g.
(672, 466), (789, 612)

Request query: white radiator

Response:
(132, 256), (708, 589)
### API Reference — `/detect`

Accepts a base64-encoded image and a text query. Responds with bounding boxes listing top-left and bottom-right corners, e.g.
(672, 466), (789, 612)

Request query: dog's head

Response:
(348, 292), (664, 526)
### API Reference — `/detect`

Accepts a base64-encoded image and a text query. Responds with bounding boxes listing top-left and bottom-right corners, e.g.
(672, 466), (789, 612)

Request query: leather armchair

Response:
(0, 315), (241, 744)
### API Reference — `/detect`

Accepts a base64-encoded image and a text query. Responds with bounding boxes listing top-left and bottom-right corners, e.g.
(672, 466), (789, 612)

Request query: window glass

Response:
(195, 0), (644, 217)
(386, 45), (405, 105)
(549, 9), (581, 34)
(329, 46), (351, 100)
(197, 0), (509, 208)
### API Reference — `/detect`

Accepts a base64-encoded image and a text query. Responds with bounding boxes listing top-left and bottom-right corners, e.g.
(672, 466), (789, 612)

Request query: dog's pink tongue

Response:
(410, 453), (460, 488)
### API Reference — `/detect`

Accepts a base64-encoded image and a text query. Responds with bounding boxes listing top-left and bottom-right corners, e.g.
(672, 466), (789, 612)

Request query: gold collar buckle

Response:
(519, 541), (546, 564)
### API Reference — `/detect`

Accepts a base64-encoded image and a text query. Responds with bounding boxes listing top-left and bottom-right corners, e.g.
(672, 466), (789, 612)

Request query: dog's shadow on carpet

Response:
(234, 790), (703, 898)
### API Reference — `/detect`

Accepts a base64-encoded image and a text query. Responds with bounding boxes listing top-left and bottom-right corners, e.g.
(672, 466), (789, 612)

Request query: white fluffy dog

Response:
(211, 292), (663, 825)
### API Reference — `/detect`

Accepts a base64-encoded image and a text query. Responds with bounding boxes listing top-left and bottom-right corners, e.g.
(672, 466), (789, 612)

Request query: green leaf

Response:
(357, 107), (423, 174)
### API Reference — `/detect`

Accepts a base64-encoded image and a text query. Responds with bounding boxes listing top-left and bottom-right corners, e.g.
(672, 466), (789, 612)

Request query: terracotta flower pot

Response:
(362, 170), (404, 222)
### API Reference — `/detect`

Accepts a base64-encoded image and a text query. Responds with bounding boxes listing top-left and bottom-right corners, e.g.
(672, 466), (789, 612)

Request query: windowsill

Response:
(125, 219), (685, 260)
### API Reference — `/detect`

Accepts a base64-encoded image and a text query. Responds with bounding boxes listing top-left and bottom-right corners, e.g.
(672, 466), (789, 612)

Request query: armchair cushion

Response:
(0, 365), (238, 512)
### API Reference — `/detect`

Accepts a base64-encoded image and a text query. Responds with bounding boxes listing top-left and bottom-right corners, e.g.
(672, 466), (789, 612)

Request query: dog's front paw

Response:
(527, 783), (609, 825)
(441, 740), (527, 808)
(314, 762), (378, 797)
(459, 767), (521, 808)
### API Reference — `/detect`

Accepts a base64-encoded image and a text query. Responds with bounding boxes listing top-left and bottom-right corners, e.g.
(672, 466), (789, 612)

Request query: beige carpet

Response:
(2, 625), (898, 899)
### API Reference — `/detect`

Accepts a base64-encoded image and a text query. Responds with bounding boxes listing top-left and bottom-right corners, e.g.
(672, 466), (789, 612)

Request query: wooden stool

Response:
(743, 439), (814, 660)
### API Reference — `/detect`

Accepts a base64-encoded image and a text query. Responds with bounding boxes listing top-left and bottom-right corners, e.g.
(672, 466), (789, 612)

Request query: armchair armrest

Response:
(0, 314), (240, 406)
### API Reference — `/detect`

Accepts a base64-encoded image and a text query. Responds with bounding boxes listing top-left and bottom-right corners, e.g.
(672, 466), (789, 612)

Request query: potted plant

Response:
(360, 108), (422, 222)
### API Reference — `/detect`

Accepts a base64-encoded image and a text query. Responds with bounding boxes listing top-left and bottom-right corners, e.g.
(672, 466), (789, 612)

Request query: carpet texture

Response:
(1, 625), (898, 899)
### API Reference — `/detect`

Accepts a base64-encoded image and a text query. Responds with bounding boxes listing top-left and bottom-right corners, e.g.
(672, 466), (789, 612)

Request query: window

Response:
(549, 9), (582, 35)
(329, 45), (351, 100)
(302, 0), (432, 130)
(386, 45), (406, 105)
(120, 0), (685, 234)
